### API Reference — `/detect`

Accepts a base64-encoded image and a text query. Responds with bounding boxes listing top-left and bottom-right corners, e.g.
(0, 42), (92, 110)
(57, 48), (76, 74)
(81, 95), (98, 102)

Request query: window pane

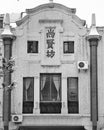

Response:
(23, 77), (34, 114)
(52, 75), (61, 101)
(64, 43), (69, 53)
(0, 20), (3, 28)
(68, 78), (78, 101)
(67, 77), (78, 113)
(63, 41), (74, 53)
(40, 74), (61, 114)
(68, 102), (78, 113)
(27, 41), (38, 53)
(32, 41), (38, 53)
(51, 78), (57, 101)
(69, 41), (74, 53)
(23, 77), (34, 101)
(41, 76), (50, 101)
(40, 74), (61, 101)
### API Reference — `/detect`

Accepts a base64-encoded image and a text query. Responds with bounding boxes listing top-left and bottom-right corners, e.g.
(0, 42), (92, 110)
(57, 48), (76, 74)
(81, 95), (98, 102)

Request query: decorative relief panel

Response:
(40, 21), (62, 66)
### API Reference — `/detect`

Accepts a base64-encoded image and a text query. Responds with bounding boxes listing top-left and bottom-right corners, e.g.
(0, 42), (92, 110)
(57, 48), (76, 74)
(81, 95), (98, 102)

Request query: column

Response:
(86, 13), (101, 130)
(61, 77), (68, 114)
(89, 39), (99, 129)
(87, 37), (101, 130)
(2, 38), (14, 130)
(1, 13), (16, 130)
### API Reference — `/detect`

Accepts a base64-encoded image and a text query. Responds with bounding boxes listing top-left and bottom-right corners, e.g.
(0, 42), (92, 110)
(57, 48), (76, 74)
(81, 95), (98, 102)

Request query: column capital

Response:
(1, 35), (16, 41)
(89, 39), (98, 47)
(2, 38), (13, 47)
(86, 35), (101, 42)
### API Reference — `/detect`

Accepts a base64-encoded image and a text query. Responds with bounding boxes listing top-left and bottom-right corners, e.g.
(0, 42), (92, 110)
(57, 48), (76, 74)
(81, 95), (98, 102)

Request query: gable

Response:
(16, 3), (86, 27)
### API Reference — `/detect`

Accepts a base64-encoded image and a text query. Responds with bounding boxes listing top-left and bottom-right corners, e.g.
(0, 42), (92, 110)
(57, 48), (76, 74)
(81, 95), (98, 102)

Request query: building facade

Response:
(0, 2), (104, 130)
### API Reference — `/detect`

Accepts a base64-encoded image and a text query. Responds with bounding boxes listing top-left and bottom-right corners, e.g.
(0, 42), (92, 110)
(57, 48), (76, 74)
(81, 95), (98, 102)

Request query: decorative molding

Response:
(23, 114), (82, 119)
(72, 15), (86, 27)
(19, 114), (91, 127)
(16, 15), (29, 26)
(26, 3), (76, 14)
(39, 19), (63, 24)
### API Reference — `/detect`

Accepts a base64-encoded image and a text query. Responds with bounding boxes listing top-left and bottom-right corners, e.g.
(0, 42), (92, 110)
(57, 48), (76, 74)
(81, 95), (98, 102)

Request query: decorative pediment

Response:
(26, 3), (76, 14)
(16, 2), (86, 27)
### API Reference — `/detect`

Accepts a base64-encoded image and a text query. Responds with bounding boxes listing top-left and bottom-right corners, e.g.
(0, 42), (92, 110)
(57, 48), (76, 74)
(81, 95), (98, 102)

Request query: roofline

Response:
(16, 3), (87, 27)
(16, 3), (76, 26)
(16, 15), (29, 26)
(26, 3), (76, 14)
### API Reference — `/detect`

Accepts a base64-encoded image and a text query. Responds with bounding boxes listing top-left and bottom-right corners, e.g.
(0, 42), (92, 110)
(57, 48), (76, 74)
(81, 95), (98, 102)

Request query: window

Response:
(23, 77), (34, 114)
(40, 74), (61, 114)
(67, 77), (78, 113)
(0, 20), (3, 28)
(63, 41), (74, 53)
(27, 41), (38, 53)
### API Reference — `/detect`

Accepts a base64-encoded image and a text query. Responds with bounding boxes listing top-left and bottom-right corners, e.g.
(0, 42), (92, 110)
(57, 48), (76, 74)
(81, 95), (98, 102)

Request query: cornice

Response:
(16, 15), (29, 26)
(26, 3), (76, 14)
(72, 15), (86, 26)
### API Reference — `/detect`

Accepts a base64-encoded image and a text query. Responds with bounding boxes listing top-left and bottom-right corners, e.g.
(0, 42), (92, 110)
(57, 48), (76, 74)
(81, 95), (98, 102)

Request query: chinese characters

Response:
(46, 27), (55, 58)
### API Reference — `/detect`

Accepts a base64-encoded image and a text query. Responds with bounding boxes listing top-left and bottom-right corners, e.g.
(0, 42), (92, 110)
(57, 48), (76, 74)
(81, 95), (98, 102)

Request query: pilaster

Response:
(61, 77), (68, 114)
(33, 76), (40, 114)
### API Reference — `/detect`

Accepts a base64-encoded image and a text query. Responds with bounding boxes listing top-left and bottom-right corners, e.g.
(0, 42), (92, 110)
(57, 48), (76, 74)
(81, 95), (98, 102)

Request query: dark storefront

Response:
(19, 126), (85, 130)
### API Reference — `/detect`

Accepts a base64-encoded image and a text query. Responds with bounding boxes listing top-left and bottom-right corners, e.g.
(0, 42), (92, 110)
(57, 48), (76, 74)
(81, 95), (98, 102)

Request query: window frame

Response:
(40, 73), (62, 114)
(67, 77), (79, 114)
(23, 77), (34, 114)
(0, 19), (3, 29)
(63, 41), (74, 54)
(40, 73), (61, 102)
(27, 40), (38, 54)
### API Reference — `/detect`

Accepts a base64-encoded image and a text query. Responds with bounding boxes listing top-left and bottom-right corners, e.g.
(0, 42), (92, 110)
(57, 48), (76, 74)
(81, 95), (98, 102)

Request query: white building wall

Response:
(10, 5), (92, 130)
(10, 8), (92, 130)
(0, 38), (3, 129)
(97, 28), (104, 130)
(0, 3), (97, 130)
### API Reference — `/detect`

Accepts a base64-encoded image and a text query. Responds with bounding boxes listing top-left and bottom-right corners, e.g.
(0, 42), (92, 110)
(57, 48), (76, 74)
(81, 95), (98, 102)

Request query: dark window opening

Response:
(63, 41), (74, 53)
(67, 77), (79, 113)
(27, 41), (38, 53)
(0, 20), (3, 28)
(40, 74), (61, 114)
(23, 77), (34, 114)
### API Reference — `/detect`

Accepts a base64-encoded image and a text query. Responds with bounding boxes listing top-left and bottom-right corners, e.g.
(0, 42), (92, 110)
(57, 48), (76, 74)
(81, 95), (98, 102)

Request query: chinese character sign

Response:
(46, 27), (55, 58)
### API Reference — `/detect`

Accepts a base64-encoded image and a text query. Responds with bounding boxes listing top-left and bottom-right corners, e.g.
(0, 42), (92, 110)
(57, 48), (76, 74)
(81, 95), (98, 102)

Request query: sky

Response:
(0, 0), (104, 27)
